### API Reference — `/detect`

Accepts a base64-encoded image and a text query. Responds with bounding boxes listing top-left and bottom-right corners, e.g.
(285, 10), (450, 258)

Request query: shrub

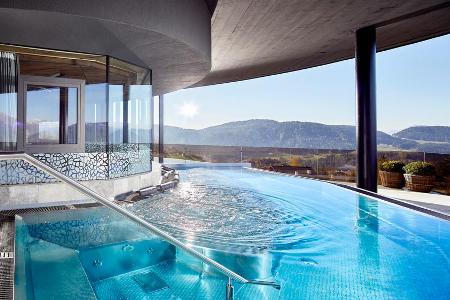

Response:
(379, 160), (405, 173)
(403, 161), (436, 176)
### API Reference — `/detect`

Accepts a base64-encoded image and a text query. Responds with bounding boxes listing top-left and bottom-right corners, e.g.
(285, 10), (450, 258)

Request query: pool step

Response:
(151, 258), (279, 300)
(79, 239), (176, 282)
(91, 251), (280, 300)
(28, 239), (96, 300)
(150, 259), (227, 299)
(92, 259), (227, 300)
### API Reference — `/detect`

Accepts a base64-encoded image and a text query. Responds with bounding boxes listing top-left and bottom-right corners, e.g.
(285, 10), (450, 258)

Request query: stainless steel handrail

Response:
(0, 153), (280, 290)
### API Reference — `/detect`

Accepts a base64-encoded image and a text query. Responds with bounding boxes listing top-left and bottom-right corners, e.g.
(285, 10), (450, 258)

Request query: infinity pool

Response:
(15, 167), (450, 299)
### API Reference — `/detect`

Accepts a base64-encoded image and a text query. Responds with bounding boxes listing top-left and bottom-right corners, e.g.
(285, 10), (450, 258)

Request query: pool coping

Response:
(245, 167), (450, 221)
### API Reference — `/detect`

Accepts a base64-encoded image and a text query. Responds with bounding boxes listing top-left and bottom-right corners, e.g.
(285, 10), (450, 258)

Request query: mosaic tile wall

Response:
(0, 143), (152, 185)
(108, 144), (152, 178)
(25, 210), (150, 248)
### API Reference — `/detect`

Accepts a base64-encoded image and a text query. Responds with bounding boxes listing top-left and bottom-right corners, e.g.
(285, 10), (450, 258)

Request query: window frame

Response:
(17, 75), (85, 153)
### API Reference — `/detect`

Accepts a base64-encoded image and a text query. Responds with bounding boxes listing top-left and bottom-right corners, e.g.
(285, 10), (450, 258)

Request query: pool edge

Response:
(245, 167), (450, 221)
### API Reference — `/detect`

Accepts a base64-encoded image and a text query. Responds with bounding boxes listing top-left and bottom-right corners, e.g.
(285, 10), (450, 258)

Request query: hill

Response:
(394, 126), (450, 143)
(160, 119), (450, 154)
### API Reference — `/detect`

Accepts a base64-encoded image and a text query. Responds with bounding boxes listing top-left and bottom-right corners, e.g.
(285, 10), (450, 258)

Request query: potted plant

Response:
(403, 161), (436, 192)
(379, 160), (405, 188)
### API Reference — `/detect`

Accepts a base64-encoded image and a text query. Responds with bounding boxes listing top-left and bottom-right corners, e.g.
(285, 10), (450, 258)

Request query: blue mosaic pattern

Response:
(0, 143), (152, 185)
(24, 208), (151, 249)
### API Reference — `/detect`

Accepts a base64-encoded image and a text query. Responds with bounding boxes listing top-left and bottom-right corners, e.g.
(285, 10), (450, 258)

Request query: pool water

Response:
(15, 167), (450, 299)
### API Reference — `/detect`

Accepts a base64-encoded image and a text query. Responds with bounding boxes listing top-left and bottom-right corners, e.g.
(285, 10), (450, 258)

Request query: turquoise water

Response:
(15, 167), (450, 299)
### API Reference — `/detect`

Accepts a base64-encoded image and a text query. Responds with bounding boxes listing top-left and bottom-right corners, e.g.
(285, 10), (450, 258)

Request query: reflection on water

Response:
(128, 168), (450, 299)
(131, 177), (318, 254)
(357, 196), (380, 270)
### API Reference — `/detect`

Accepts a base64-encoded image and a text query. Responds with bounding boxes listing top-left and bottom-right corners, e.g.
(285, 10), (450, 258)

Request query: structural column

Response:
(355, 26), (377, 192)
(158, 94), (164, 164)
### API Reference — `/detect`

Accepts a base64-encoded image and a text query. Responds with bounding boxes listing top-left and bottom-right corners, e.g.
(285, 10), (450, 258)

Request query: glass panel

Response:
(108, 84), (124, 145)
(85, 83), (107, 150)
(129, 85), (151, 143)
(26, 85), (79, 145)
(377, 34), (450, 197)
(108, 57), (152, 178)
(0, 43), (108, 153)
(0, 51), (18, 151)
(26, 85), (60, 144)
(67, 87), (78, 144)
(152, 96), (160, 159)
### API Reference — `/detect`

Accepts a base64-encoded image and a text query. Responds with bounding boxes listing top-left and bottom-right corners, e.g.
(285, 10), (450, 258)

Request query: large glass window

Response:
(0, 44), (108, 153)
(25, 85), (78, 145)
(108, 57), (152, 145)
(107, 57), (152, 177)
(19, 76), (84, 153)
(0, 51), (18, 152)
(377, 34), (450, 197)
(85, 83), (108, 149)
(129, 85), (152, 144)
(163, 60), (356, 181)
(0, 44), (153, 179)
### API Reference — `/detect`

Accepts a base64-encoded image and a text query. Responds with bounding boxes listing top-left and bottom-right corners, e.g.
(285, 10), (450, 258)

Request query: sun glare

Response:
(178, 102), (199, 118)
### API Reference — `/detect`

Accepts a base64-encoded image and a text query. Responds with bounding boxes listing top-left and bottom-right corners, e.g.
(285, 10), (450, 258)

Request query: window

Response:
(18, 75), (85, 153)
(108, 57), (152, 145)
(0, 51), (18, 152)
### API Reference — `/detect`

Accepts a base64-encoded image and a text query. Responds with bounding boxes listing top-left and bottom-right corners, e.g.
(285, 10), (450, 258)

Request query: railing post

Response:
(226, 278), (234, 300)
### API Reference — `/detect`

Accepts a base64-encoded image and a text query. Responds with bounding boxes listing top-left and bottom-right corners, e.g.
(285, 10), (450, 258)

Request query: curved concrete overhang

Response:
(193, 0), (450, 88)
(0, 0), (212, 95)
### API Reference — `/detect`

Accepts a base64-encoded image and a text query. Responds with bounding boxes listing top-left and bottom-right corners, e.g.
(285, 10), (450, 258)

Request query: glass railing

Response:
(160, 144), (450, 195)
(1, 153), (280, 300)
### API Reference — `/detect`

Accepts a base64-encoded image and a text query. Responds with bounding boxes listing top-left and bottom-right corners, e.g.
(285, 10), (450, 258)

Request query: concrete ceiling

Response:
(1, 1), (449, 94)
(192, 0), (450, 88)
(0, 0), (212, 95)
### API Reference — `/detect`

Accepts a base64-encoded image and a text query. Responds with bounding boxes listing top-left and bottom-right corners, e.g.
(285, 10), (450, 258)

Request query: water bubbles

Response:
(93, 259), (102, 267)
(129, 168), (320, 255)
(122, 244), (134, 252)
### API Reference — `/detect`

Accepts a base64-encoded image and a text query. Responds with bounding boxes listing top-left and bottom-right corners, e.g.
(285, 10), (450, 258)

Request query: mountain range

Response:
(2, 114), (449, 154)
(160, 119), (450, 154)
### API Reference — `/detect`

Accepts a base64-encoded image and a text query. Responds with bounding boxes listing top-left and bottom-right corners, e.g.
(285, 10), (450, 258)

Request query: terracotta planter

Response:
(379, 171), (404, 188)
(403, 174), (435, 192)
(445, 176), (450, 194)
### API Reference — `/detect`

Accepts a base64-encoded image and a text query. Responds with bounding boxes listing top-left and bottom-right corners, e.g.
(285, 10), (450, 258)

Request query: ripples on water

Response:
(129, 169), (320, 255)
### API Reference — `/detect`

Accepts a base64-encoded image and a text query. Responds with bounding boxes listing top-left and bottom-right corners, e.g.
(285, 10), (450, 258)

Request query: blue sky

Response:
(164, 34), (450, 133)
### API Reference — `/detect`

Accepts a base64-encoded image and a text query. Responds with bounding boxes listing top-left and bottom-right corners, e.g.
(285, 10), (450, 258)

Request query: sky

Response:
(162, 33), (450, 134)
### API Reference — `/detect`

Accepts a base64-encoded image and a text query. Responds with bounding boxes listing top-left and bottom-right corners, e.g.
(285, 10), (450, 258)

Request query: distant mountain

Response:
(161, 119), (450, 154)
(394, 126), (450, 143)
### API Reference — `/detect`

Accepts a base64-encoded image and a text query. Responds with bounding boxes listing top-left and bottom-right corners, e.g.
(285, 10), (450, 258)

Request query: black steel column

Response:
(355, 26), (377, 192)
(158, 94), (164, 164)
